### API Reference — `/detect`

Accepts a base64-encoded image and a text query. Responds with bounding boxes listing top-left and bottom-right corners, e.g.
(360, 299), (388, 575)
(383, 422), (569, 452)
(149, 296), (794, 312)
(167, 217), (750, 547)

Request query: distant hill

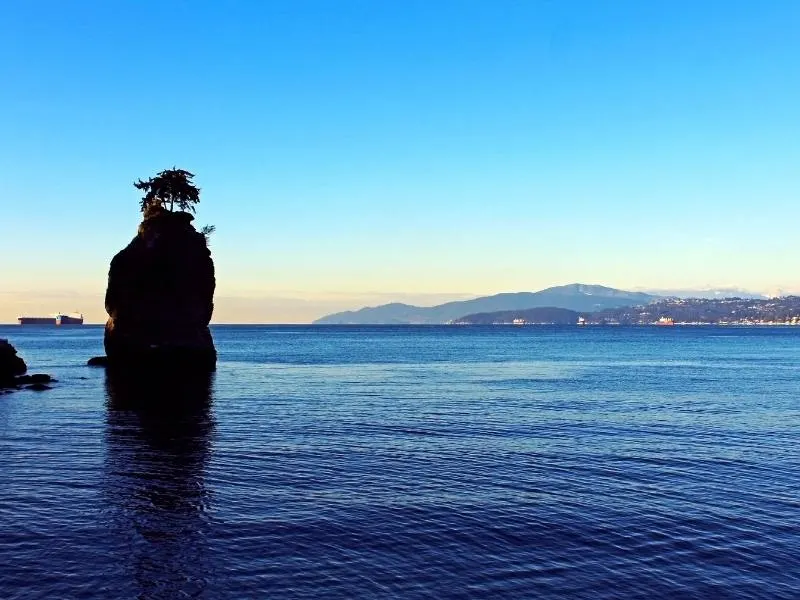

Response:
(454, 307), (580, 325)
(313, 284), (659, 324)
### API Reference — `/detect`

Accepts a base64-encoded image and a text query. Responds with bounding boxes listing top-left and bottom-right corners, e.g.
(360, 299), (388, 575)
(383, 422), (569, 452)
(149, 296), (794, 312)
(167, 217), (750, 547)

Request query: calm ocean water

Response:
(0, 325), (798, 599)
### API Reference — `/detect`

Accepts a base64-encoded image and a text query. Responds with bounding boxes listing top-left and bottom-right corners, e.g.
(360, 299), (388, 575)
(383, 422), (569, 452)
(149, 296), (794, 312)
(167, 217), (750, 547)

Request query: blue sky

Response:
(1, 1), (799, 322)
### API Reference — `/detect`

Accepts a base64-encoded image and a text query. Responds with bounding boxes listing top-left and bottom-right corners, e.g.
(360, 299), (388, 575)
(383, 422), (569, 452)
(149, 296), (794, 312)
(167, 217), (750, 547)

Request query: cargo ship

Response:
(18, 313), (84, 326)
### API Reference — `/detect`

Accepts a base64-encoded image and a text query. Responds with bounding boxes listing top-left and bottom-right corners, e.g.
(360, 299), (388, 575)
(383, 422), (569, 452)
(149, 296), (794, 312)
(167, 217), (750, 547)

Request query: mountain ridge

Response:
(313, 284), (659, 324)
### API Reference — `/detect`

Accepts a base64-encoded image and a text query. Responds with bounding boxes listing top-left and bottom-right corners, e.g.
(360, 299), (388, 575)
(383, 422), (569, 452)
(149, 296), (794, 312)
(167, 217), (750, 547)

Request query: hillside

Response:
(588, 296), (800, 324)
(455, 296), (800, 326)
(313, 284), (658, 324)
(453, 307), (580, 325)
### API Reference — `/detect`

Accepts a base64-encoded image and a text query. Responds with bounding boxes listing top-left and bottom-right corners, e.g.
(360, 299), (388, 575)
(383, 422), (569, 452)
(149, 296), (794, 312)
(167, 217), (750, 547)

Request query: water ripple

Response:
(1, 326), (799, 598)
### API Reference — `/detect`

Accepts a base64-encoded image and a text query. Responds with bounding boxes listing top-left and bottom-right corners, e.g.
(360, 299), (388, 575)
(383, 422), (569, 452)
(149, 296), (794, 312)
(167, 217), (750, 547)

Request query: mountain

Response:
(454, 307), (580, 325)
(313, 284), (659, 324)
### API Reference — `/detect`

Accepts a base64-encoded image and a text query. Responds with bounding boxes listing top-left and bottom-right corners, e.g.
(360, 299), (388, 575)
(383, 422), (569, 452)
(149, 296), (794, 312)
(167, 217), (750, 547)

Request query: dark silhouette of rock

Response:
(87, 356), (109, 367)
(16, 374), (55, 384)
(104, 208), (216, 371)
(0, 339), (27, 387)
(26, 383), (52, 391)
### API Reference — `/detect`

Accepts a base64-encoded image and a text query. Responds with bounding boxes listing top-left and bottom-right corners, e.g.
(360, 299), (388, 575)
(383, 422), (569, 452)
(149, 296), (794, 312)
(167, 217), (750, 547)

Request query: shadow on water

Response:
(103, 369), (215, 599)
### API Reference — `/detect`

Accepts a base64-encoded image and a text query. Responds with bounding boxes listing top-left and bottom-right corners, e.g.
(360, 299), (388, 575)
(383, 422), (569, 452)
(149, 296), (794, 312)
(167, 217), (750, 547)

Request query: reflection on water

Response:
(104, 370), (215, 599)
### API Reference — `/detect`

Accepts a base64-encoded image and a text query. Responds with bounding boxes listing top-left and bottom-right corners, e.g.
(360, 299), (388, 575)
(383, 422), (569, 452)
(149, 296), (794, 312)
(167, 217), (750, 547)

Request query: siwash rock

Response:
(103, 208), (216, 371)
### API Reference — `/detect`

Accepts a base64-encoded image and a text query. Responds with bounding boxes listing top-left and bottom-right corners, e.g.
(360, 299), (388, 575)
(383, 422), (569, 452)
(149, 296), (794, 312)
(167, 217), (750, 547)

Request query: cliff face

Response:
(104, 210), (216, 370)
(0, 339), (27, 386)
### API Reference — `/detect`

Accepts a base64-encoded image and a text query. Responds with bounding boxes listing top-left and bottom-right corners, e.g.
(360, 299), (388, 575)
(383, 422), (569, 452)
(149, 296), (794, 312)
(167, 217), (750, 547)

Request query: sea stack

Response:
(103, 206), (217, 371)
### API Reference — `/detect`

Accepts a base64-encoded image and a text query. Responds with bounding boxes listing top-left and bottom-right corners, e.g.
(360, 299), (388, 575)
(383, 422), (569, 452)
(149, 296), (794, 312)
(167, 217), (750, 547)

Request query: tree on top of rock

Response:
(135, 168), (200, 214)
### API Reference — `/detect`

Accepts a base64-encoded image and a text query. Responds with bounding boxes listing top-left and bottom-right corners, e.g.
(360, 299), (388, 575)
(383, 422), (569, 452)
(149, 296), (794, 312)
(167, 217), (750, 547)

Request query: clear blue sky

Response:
(1, 1), (799, 322)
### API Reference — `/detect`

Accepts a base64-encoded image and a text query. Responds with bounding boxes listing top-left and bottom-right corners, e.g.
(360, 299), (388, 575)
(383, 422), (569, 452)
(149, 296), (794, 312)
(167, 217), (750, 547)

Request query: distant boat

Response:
(655, 316), (675, 326)
(18, 313), (84, 326)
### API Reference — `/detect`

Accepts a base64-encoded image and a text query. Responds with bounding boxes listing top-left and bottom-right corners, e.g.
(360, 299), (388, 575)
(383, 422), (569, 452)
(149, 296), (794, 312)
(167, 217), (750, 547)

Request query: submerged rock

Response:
(0, 339), (27, 387)
(103, 209), (216, 371)
(26, 383), (52, 391)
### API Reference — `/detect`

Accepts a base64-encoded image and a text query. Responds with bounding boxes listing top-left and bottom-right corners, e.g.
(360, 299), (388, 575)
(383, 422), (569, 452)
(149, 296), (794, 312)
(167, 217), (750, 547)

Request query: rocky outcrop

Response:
(0, 339), (27, 386)
(0, 341), (54, 392)
(103, 209), (216, 371)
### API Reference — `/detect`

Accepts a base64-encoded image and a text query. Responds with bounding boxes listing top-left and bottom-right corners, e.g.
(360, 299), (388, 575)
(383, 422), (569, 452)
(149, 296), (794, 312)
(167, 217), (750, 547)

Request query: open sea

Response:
(0, 324), (798, 599)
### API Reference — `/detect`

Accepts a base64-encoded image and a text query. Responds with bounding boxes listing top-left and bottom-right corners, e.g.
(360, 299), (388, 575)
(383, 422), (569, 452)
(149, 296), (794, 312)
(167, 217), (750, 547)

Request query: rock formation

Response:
(0, 339), (27, 387)
(103, 208), (216, 371)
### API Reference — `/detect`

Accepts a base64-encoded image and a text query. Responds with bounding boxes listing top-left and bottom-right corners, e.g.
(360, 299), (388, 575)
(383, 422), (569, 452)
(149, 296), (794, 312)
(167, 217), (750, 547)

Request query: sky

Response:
(1, 1), (799, 323)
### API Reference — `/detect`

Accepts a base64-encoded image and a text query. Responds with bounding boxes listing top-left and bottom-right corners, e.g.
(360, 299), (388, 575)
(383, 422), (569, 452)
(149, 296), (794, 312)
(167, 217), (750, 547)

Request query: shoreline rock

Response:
(0, 339), (27, 386)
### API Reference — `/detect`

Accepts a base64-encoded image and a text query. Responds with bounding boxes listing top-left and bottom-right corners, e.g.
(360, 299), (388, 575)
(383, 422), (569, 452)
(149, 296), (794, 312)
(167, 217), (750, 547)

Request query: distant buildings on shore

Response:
(452, 297), (800, 326)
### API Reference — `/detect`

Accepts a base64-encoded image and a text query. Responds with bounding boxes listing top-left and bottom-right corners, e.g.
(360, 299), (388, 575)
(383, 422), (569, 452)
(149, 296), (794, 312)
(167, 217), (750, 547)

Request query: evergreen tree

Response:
(134, 168), (200, 214)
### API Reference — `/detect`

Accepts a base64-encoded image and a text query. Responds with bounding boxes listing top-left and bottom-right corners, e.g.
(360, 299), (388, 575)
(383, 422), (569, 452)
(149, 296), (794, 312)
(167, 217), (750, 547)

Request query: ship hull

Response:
(18, 314), (84, 325)
(18, 317), (57, 325)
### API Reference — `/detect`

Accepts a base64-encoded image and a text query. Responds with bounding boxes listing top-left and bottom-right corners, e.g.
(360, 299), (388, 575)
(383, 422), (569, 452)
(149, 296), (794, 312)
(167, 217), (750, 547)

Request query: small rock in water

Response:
(87, 356), (109, 367)
(26, 383), (52, 391)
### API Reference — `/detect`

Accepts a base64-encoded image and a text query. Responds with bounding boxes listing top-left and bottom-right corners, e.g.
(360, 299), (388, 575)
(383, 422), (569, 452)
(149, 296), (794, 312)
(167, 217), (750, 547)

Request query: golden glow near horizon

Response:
(0, 289), (480, 324)
(1, 280), (797, 324)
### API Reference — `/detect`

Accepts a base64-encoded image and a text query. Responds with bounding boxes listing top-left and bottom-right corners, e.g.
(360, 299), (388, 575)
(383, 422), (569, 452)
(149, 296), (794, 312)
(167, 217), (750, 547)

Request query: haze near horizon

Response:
(1, 1), (799, 323)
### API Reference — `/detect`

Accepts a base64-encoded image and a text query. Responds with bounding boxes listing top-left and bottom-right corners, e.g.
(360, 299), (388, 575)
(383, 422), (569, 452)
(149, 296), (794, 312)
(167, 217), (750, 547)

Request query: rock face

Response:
(104, 209), (216, 371)
(0, 339), (27, 386)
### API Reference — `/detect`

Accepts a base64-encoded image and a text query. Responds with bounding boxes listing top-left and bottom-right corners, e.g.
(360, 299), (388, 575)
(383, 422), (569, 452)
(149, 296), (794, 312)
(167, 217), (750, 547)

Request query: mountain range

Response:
(313, 284), (659, 324)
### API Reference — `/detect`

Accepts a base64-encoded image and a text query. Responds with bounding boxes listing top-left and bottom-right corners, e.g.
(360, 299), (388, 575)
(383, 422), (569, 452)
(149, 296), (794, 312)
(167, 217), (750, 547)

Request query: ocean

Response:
(0, 325), (798, 599)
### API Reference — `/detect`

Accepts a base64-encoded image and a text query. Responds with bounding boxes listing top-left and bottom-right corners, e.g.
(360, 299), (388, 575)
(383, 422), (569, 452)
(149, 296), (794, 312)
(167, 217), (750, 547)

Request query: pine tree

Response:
(134, 168), (201, 214)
